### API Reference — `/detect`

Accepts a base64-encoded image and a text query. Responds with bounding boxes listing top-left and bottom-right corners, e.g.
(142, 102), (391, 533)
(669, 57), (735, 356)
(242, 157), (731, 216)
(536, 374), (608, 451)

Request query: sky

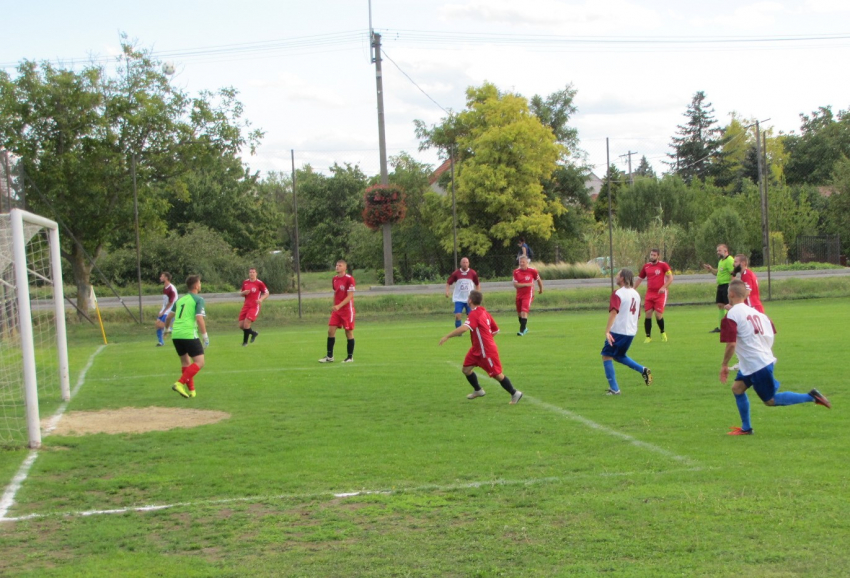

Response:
(2, 0), (849, 179)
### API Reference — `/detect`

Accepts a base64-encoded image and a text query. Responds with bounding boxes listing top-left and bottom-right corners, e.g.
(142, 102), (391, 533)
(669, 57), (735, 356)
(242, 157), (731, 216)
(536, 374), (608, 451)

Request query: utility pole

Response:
(619, 150), (637, 186)
(755, 122), (771, 298)
(450, 145), (458, 270)
(371, 30), (393, 285)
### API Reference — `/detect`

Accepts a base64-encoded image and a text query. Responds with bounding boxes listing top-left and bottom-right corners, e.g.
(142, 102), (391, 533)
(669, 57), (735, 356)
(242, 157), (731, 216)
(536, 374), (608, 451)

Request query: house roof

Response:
(428, 158), (454, 186)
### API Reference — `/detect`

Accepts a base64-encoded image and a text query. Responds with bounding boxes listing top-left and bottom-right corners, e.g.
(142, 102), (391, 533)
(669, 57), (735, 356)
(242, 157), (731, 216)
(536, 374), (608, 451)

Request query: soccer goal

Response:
(0, 209), (69, 449)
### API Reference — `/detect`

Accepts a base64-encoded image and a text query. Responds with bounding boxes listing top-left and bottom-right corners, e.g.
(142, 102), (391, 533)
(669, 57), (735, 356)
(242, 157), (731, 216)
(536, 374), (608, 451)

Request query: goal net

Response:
(0, 209), (69, 449)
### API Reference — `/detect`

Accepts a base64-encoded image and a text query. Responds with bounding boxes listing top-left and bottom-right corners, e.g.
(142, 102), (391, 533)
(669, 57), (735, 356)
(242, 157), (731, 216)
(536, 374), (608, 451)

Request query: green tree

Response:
(593, 164), (626, 223)
(529, 84), (580, 152)
(784, 106), (850, 185)
(296, 163), (366, 268)
(0, 40), (262, 315)
(415, 83), (564, 255)
(634, 155), (656, 179)
(694, 207), (750, 264)
(823, 155), (850, 256)
(668, 91), (723, 183)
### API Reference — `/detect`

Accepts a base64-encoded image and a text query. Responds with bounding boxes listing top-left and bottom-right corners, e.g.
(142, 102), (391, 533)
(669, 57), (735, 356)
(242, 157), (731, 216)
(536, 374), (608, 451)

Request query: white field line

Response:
(444, 361), (698, 467)
(0, 345), (106, 521)
(524, 395), (699, 467)
(0, 466), (709, 523)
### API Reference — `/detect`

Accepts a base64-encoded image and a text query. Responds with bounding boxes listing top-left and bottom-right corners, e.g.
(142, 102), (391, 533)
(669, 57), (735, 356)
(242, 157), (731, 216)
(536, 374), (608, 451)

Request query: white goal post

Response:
(0, 209), (70, 449)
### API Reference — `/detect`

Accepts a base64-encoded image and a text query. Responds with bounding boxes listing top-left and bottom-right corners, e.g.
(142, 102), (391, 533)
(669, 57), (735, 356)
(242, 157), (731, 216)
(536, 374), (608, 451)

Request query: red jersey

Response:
(638, 260), (672, 292)
(739, 269), (764, 313)
(465, 306), (500, 358)
(513, 267), (540, 299)
(241, 279), (269, 305)
(332, 274), (355, 308)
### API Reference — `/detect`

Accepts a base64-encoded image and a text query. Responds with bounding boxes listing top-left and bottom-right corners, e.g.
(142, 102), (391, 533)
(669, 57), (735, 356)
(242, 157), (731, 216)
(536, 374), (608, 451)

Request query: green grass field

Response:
(0, 297), (847, 576)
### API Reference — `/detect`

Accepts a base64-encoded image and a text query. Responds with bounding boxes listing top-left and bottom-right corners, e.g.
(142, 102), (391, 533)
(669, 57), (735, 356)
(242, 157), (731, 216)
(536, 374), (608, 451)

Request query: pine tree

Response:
(668, 91), (723, 183)
(634, 155), (657, 179)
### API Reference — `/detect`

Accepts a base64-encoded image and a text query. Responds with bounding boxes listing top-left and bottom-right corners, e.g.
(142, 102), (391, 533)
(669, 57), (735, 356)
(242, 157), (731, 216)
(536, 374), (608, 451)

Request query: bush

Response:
(96, 225), (248, 289)
(253, 251), (294, 293)
(409, 263), (441, 282)
(377, 267), (402, 285)
(694, 207), (750, 265)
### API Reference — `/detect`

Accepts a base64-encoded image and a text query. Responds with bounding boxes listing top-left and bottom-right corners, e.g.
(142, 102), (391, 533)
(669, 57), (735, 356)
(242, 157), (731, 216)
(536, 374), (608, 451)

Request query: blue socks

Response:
(614, 355), (644, 373)
(603, 360), (619, 392)
(773, 392), (814, 406)
(455, 319), (462, 328)
(734, 392), (752, 431)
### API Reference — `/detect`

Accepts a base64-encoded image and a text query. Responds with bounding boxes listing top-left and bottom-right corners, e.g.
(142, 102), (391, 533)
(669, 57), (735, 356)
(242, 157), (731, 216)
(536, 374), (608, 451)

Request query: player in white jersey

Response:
(445, 257), (480, 328)
(601, 269), (652, 395)
(720, 279), (831, 435)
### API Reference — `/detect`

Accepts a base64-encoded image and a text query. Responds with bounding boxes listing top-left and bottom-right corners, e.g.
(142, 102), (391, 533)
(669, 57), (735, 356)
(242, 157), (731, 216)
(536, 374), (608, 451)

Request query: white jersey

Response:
(609, 287), (640, 336)
(447, 268), (479, 303)
(720, 303), (777, 375)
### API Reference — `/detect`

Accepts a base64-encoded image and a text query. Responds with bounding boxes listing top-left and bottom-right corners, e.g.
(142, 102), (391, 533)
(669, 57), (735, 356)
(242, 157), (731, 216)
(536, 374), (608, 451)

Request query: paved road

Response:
(92, 268), (850, 309)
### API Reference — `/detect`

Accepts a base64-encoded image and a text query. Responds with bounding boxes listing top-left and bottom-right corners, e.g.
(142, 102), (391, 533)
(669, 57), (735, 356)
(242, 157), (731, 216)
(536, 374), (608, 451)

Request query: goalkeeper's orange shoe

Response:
(172, 382), (189, 398)
(727, 426), (753, 436)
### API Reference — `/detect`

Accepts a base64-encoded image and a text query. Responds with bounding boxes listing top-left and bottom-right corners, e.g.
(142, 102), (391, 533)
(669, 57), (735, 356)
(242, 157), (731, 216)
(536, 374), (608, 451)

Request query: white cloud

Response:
(249, 72), (347, 108)
(439, 0), (662, 32)
(690, 2), (787, 30)
(803, 0), (850, 13)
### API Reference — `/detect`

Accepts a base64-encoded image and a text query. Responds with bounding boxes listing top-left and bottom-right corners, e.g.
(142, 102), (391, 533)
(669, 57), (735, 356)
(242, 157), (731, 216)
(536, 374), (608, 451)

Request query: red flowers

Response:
(363, 184), (406, 230)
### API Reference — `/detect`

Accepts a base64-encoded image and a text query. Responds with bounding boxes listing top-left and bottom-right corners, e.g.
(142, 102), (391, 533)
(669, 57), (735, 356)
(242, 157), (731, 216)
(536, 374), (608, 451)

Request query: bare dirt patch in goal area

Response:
(43, 407), (230, 436)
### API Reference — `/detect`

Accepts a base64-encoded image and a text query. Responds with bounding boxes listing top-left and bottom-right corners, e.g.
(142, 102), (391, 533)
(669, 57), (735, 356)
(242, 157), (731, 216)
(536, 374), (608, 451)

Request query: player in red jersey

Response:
(439, 290), (523, 404)
(238, 267), (269, 346)
(319, 259), (356, 363)
(730, 254), (764, 313)
(634, 249), (673, 343)
(156, 271), (178, 346)
(513, 255), (543, 336)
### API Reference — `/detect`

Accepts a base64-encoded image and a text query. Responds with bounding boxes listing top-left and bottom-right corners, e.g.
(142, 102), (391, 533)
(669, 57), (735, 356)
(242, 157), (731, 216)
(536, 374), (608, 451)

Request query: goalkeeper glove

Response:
(202, 333), (209, 349)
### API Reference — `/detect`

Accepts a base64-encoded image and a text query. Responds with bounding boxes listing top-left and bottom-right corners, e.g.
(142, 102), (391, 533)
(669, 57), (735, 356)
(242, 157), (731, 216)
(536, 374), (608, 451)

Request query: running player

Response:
(634, 249), (673, 343)
(513, 255), (543, 336)
(720, 279), (830, 435)
(602, 269), (652, 395)
(439, 290), (523, 404)
(238, 267), (269, 346)
(156, 275), (208, 399)
(319, 259), (356, 363)
(156, 271), (178, 347)
(445, 257), (480, 328)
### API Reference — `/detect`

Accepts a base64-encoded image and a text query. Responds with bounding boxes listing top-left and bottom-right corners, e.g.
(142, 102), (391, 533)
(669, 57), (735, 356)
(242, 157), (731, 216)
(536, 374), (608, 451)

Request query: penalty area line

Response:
(0, 466), (710, 523)
(0, 345), (106, 521)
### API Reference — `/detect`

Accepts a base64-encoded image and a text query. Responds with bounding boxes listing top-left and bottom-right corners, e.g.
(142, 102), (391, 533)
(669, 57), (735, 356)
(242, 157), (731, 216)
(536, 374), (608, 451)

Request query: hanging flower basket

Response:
(363, 184), (406, 230)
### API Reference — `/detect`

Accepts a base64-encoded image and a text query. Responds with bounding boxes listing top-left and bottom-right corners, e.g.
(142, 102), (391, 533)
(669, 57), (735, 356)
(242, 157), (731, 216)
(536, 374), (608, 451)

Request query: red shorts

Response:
(329, 307), (355, 330)
(239, 302), (261, 322)
(645, 291), (667, 314)
(515, 293), (533, 314)
(463, 350), (503, 378)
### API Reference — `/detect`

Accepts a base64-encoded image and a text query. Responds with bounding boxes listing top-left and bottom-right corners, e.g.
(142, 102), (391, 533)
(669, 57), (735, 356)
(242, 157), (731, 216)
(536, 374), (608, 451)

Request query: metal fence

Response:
(796, 235), (842, 265)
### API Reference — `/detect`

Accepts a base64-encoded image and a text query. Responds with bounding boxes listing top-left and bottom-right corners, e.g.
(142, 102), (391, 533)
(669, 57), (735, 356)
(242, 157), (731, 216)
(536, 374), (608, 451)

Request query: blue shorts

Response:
(601, 333), (634, 358)
(454, 301), (470, 315)
(737, 363), (780, 402)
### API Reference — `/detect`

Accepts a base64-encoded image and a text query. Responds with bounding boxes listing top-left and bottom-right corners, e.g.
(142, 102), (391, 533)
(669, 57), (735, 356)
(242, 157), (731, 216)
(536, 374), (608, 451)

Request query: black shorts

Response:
(715, 283), (730, 305)
(173, 338), (204, 358)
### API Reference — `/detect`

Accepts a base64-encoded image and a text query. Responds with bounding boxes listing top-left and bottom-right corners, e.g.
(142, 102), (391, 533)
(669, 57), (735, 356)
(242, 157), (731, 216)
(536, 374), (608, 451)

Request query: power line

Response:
(3, 28), (848, 69)
(380, 49), (450, 115)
